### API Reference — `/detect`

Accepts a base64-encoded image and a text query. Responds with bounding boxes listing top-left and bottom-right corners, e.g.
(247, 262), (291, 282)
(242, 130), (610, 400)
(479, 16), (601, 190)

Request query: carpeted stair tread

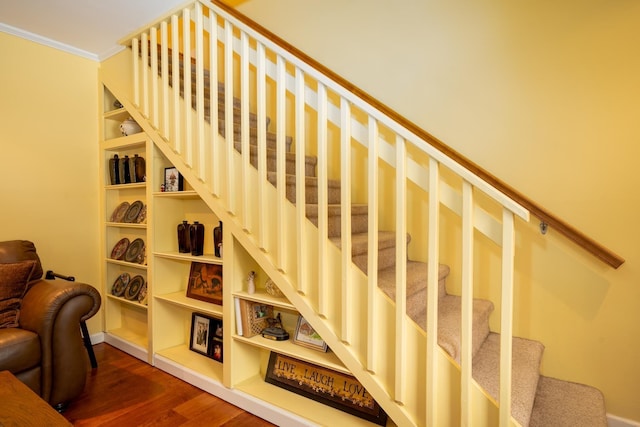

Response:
(330, 230), (407, 272)
(411, 294), (494, 362)
(473, 333), (545, 427)
(330, 230), (401, 254)
(233, 142), (317, 177)
(306, 204), (368, 237)
(377, 261), (450, 301)
(529, 376), (608, 427)
(266, 172), (341, 204)
(222, 126), (293, 152)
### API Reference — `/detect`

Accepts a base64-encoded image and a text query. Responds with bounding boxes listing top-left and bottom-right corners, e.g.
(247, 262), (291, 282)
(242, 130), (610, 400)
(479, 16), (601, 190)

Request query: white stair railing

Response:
(125, 1), (530, 425)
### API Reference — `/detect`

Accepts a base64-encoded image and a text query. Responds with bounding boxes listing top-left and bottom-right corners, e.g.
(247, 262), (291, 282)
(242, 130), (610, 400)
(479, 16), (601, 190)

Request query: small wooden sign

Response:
(265, 352), (387, 426)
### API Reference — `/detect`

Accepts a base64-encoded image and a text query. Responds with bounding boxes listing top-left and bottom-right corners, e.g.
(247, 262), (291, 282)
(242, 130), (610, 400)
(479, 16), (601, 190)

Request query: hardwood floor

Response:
(62, 343), (275, 426)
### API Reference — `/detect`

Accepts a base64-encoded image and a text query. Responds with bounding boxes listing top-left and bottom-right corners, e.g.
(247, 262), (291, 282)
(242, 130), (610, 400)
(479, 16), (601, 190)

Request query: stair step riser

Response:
(307, 209), (368, 238)
(222, 128), (293, 152)
(235, 145), (316, 177)
(352, 245), (397, 272)
(267, 177), (341, 205)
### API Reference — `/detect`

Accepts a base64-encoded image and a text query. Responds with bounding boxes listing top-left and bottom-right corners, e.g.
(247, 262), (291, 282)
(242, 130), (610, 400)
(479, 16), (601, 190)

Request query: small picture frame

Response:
(186, 262), (223, 305)
(189, 313), (214, 357)
(164, 167), (183, 192)
(211, 317), (223, 363)
(293, 316), (328, 352)
(189, 313), (223, 362)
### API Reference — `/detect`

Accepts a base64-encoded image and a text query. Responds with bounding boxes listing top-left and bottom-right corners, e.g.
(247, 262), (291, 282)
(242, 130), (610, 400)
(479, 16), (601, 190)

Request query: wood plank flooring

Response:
(62, 343), (275, 427)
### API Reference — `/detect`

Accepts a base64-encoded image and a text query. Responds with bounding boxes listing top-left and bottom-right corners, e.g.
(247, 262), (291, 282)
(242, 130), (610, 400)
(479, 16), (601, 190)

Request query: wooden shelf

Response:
(105, 222), (147, 229)
(154, 251), (221, 264)
(104, 330), (148, 363)
(105, 258), (147, 270)
(105, 327), (148, 350)
(153, 190), (199, 199)
(102, 133), (146, 150)
(103, 107), (129, 120)
(154, 291), (223, 317)
(233, 334), (348, 374)
(105, 183), (146, 191)
(106, 294), (148, 310)
(155, 345), (223, 383)
(235, 375), (391, 427)
(233, 290), (295, 311)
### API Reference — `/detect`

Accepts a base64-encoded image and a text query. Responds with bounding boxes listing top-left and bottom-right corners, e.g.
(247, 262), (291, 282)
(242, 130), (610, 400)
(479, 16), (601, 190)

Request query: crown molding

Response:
(0, 23), (99, 62)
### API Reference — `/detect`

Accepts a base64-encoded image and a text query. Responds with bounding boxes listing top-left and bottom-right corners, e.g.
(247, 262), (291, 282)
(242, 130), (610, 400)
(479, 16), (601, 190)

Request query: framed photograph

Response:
(189, 313), (214, 357)
(186, 262), (223, 305)
(293, 316), (328, 352)
(211, 317), (223, 363)
(164, 167), (183, 191)
(265, 352), (387, 426)
(189, 313), (223, 362)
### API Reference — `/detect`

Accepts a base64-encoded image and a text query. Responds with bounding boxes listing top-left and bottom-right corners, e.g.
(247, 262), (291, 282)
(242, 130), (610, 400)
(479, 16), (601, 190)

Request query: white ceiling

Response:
(0, 0), (189, 61)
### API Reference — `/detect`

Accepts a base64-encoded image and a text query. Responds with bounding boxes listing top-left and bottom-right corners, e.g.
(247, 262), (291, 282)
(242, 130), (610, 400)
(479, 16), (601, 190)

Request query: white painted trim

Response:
(608, 414), (640, 427)
(89, 332), (105, 344)
(154, 355), (318, 427)
(103, 333), (148, 362)
(0, 23), (101, 61)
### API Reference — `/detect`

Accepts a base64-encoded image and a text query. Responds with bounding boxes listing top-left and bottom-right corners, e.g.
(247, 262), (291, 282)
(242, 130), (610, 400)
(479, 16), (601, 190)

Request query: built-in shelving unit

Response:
(98, 82), (391, 427)
(99, 85), (151, 363)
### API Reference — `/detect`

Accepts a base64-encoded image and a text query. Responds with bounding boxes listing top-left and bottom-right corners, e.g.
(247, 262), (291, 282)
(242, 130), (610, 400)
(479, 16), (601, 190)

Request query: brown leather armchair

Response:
(0, 240), (101, 410)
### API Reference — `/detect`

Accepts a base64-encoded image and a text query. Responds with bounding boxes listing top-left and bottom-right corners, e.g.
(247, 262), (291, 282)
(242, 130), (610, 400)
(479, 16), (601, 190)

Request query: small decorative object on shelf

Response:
(189, 221), (204, 256)
(123, 200), (144, 223)
(213, 221), (222, 257)
(235, 298), (273, 338)
(109, 154), (119, 185)
(135, 204), (147, 224)
(110, 237), (130, 260)
(265, 353), (388, 426)
(189, 312), (223, 362)
(111, 273), (130, 296)
(119, 117), (142, 136)
(113, 99), (123, 109)
(124, 275), (145, 300)
(123, 238), (145, 264)
(119, 155), (131, 184)
(186, 262), (223, 305)
(293, 316), (328, 352)
(130, 154), (146, 182)
(264, 278), (284, 298)
(261, 313), (289, 341)
(137, 280), (148, 305)
(247, 270), (256, 294)
(110, 201), (130, 222)
(177, 220), (191, 253)
(164, 167), (183, 192)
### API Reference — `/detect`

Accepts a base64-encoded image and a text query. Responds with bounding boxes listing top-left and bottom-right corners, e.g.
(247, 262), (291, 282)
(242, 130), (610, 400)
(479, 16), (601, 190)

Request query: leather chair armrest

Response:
(18, 279), (101, 405)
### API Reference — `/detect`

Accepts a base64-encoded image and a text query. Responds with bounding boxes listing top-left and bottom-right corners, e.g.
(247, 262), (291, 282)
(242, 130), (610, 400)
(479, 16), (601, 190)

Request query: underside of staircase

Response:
(147, 46), (608, 427)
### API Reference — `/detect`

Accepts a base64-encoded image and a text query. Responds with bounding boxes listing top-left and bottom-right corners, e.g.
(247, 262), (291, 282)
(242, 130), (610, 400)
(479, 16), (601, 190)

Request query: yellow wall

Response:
(228, 0), (640, 421)
(0, 32), (102, 334)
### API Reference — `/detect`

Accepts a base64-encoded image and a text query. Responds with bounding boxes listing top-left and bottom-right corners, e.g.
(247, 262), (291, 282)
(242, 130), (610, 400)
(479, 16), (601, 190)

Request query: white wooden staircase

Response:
(112, 1), (610, 425)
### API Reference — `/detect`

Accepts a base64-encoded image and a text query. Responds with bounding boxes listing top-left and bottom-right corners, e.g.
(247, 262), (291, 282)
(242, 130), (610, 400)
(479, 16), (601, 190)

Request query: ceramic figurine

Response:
(120, 117), (142, 136)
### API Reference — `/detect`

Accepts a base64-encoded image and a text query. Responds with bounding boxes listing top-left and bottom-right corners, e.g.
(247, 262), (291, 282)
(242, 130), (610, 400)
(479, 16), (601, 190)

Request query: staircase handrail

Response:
(202, 0), (623, 269)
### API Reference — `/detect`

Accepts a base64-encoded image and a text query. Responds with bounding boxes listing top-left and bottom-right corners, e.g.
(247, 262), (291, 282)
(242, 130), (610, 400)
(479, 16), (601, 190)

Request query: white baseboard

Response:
(608, 414), (640, 427)
(90, 332), (105, 344)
